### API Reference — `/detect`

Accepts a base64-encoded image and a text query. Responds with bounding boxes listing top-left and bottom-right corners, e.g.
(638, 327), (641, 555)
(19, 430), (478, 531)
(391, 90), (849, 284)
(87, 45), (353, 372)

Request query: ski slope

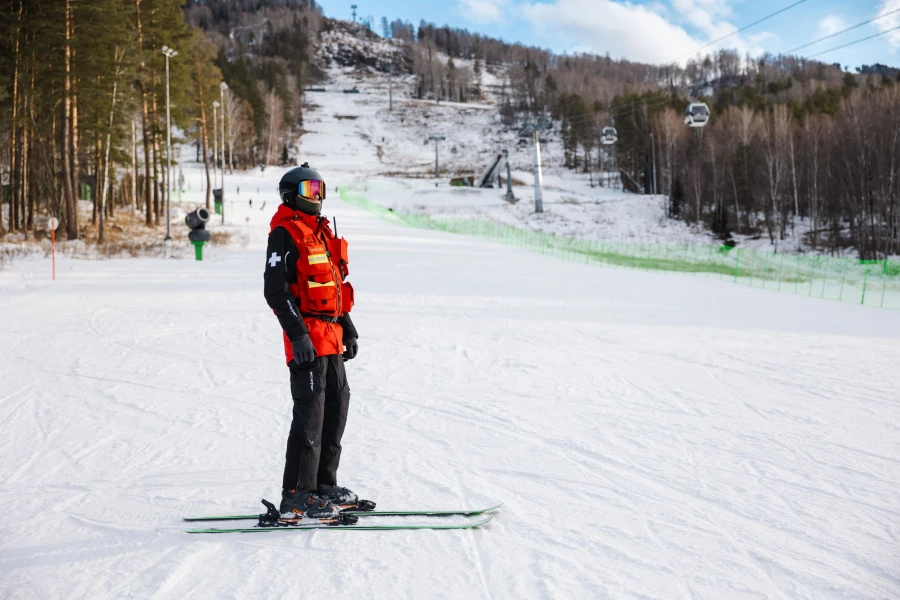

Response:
(2, 63), (900, 598)
(2, 185), (900, 599)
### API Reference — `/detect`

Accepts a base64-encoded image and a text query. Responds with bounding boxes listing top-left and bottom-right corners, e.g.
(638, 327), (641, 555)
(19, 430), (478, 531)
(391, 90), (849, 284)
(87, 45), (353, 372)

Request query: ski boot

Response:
(318, 484), (376, 511)
(279, 489), (341, 519)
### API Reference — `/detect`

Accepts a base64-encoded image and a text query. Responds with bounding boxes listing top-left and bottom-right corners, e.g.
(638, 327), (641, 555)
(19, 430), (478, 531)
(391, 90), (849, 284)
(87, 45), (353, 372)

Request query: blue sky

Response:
(317, 0), (900, 70)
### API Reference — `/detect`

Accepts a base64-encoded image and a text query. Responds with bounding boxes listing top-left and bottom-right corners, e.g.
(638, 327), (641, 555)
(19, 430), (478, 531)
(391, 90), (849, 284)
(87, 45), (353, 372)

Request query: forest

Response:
(0, 0), (323, 242)
(403, 21), (900, 259)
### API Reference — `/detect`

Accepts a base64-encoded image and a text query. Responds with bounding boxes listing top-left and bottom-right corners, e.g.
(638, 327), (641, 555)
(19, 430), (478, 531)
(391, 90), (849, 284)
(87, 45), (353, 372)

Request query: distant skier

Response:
(264, 163), (359, 519)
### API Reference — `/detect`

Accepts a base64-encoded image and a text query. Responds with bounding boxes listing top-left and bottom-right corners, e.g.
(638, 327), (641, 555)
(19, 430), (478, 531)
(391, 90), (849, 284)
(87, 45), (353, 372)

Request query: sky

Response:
(316, 0), (900, 70)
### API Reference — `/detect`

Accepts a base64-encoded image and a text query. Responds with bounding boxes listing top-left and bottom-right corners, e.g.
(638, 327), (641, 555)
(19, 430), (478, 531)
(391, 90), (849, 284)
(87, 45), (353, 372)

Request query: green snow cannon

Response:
(213, 188), (223, 215)
(185, 207), (212, 261)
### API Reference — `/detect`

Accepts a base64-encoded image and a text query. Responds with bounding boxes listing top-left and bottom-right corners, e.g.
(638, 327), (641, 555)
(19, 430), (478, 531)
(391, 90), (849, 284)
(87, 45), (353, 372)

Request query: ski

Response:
(185, 514), (493, 534)
(183, 501), (502, 522)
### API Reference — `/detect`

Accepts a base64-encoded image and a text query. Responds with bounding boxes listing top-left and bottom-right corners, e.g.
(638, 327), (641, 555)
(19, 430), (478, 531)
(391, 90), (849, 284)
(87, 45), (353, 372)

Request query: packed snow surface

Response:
(3, 189), (900, 598)
(2, 66), (900, 599)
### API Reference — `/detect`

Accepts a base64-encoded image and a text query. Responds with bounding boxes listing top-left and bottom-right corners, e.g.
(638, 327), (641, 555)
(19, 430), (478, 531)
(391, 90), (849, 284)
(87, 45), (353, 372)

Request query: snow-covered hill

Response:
(298, 62), (709, 248)
(303, 30), (815, 253)
(2, 168), (899, 598)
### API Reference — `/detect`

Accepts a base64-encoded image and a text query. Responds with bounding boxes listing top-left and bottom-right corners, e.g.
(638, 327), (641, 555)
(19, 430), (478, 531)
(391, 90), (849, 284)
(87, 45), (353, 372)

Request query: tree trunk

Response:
(8, 0), (23, 233)
(789, 131), (799, 235)
(19, 120), (28, 231)
(99, 56), (122, 244)
(151, 85), (162, 225)
(11, 127), (19, 231)
(140, 90), (152, 225)
(71, 81), (80, 233)
(131, 118), (138, 212)
(731, 171), (740, 235)
(135, 0), (154, 227)
(25, 45), (35, 231)
(62, 0), (78, 239)
(810, 123), (820, 250)
(92, 131), (101, 226)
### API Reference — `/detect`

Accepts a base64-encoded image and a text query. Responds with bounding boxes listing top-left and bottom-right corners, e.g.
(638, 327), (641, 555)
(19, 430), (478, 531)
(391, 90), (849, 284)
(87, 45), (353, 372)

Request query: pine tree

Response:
(187, 29), (222, 209)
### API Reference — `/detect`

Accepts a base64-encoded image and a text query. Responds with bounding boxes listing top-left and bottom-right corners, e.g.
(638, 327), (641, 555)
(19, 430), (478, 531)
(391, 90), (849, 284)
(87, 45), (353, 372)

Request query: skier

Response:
(264, 163), (360, 519)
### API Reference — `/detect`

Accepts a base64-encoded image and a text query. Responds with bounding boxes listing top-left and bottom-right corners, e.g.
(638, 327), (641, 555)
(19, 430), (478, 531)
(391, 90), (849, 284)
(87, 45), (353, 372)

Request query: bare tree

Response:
(762, 105), (790, 247)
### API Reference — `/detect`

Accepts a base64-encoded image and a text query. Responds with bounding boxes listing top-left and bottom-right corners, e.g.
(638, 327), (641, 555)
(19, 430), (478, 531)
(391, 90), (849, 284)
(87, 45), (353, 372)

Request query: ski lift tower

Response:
(426, 135), (446, 178)
(351, 4), (357, 23)
(522, 116), (552, 213)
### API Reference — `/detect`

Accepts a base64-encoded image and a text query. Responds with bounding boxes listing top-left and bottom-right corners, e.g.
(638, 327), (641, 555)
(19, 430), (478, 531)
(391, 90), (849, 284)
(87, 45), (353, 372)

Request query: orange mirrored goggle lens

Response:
(298, 180), (326, 200)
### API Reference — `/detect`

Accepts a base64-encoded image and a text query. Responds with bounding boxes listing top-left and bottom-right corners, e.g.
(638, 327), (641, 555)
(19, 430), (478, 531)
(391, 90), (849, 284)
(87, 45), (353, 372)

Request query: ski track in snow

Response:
(1, 67), (900, 599)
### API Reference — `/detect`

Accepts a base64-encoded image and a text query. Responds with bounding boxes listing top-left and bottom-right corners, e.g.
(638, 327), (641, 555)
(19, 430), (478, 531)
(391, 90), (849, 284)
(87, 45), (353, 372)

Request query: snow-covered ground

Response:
(2, 173), (899, 598)
(296, 63), (836, 255)
(1, 60), (900, 599)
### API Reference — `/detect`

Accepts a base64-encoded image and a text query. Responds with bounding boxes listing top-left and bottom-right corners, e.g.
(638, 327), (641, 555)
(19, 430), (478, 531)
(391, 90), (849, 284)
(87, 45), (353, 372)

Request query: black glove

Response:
(343, 337), (358, 361)
(291, 335), (317, 365)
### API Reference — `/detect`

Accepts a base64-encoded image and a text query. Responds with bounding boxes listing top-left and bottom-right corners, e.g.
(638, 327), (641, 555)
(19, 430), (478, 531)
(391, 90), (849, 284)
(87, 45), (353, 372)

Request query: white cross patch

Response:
(268, 252), (282, 268)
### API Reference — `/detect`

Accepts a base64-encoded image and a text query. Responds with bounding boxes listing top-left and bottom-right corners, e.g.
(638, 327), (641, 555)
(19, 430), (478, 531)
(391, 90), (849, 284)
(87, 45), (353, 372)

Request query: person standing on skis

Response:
(264, 162), (360, 518)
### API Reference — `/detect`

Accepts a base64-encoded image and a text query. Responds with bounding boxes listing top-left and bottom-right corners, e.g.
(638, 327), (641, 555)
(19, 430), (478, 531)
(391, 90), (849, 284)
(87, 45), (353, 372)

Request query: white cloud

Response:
(877, 0), (900, 48)
(817, 15), (849, 38)
(746, 31), (777, 49)
(645, 2), (671, 19)
(520, 0), (756, 64)
(457, 0), (511, 25)
(672, 0), (734, 39)
(521, 0), (700, 63)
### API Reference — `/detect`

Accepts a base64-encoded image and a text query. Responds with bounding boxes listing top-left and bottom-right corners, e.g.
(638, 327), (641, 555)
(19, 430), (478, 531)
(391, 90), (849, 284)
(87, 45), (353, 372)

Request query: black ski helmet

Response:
(279, 162), (326, 215)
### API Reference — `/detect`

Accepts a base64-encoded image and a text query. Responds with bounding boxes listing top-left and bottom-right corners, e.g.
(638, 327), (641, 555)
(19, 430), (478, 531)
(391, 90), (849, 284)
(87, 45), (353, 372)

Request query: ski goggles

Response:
(298, 179), (326, 200)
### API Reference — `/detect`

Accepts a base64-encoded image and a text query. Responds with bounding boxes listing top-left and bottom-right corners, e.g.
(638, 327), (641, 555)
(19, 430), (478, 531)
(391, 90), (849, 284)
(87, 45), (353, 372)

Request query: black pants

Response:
(282, 354), (350, 491)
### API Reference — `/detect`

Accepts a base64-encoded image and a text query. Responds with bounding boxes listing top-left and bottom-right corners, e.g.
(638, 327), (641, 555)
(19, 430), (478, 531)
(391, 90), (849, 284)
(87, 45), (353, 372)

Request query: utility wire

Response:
(807, 23), (900, 58)
(557, 22), (900, 133)
(552, 94), (681, 131)
(557, 0), (817, 127)
(602, 21), (900, 122)
(781, 7), (900, 55)
(561, 9), (900, 128)
(670, 0), (812, 64)
(528, 1), (900, 130)
(600, 17), (900, 122)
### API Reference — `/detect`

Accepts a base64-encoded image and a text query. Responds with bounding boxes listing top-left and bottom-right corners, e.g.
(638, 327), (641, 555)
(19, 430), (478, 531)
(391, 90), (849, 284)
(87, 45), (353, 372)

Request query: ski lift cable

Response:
(582, 18), (899, 127)
(540, 0), (884, 130)
(555, 86), (694, 127)
(554, 0), (827, 128)
(559, 15), (896, 135)
(554, 0), (809, 127)
(559, 94), (684, 129)
(669, 0), (812, 64)
(780, 7), (900, 56)
(551, 99), (679, 135)
(806, 23), (900, 59)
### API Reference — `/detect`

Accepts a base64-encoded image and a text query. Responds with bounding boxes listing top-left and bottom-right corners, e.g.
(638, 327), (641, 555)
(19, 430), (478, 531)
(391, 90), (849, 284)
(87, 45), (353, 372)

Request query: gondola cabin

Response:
(684, 103), (710, 128)
(601, 126), (618, 145)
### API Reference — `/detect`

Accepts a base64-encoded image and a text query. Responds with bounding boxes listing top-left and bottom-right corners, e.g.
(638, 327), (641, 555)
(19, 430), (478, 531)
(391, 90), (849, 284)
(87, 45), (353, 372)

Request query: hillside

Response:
(303, 19), (900, 260)
(295, 25), (798, 253)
